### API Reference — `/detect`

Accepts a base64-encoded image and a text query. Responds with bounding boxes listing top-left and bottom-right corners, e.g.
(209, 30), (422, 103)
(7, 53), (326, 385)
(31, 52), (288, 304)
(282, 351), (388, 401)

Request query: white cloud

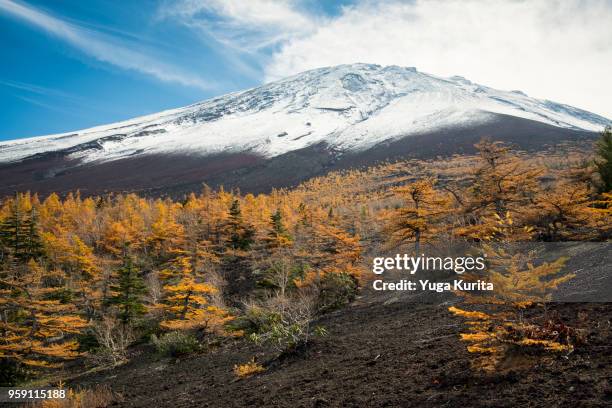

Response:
(6, 0), (610, 118)
(0, 0), (212, 90)
(157, 0), (318, 52)
(263, 0), (612, 118)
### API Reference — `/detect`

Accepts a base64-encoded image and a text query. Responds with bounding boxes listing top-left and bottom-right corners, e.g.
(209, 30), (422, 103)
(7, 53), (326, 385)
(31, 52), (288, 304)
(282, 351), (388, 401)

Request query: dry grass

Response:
(233, 358), (266, 378)
(26, 385), (121, 408)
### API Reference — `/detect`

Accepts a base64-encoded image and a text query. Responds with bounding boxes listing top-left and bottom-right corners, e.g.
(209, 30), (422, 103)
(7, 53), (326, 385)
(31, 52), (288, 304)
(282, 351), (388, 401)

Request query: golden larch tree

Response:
(0, 260), (87, 371)
(159, 255), (232, 333)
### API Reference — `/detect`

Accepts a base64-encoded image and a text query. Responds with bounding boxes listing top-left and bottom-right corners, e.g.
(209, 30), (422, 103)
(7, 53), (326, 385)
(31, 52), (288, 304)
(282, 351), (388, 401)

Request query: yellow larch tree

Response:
(386, 179), (452, 254)
(587, 192), (612, 239)
(159, 255), (232, 333)
(99, 194), (147, 256)
(449, 213), (577, 371)
(292, 223), (363, 312)
(41, 230), (102, 318)
(0, 258), (87, 373)
(452, 139), (542, 240)
(529, 181), (594, 240)
(147, 200), (185, 260)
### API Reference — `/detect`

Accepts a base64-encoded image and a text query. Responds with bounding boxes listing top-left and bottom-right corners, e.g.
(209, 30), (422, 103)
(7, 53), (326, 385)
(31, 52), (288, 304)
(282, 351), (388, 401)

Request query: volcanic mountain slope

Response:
(1, 63), (609, 196)
(69, 287), (612, 407)
(66, 241), (612, 407)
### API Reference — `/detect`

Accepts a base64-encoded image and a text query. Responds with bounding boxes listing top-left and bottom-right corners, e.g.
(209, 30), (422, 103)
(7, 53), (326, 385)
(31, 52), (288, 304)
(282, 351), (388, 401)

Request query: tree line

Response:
(0, 127), (610, 382)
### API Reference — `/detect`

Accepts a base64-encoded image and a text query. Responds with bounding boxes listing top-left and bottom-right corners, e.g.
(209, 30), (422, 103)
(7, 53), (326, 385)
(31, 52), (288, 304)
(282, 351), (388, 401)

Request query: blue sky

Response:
(0, 0), (274, 139)
(1, 0), (611, 141)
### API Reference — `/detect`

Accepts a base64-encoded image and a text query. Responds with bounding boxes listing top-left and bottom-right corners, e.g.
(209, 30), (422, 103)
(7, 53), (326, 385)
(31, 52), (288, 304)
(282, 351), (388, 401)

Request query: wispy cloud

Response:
(1, 79), (85, 103)
(156, 0), (318, 52)
(155, 0), (319, 81)
(13, 94), (82, 117)
(0, 80), (85, 116)
(0, 79), (126, 116)
(0, 0), (213, 90)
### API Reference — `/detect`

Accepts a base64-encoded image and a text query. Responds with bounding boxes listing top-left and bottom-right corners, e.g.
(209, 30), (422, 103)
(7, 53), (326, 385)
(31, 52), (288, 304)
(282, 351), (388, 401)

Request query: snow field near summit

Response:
(1, 63), (609, 164)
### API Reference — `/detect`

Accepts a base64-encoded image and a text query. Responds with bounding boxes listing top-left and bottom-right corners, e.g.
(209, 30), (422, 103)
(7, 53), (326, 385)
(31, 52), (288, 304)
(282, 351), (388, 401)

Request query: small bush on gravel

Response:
(150, 331), (200, 357)
(245, 294), (328, 353)
(89, 316), (135, 367)
(317, 271), (358, 313)
(227, 300), (280, 336)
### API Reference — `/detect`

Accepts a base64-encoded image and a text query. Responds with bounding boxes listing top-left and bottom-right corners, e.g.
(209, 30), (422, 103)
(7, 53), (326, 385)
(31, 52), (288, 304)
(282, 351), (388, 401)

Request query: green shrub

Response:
(248, 321), (328, 353)
(76, 331), (100, 352)
(133, 317), (163, 343)
(317, 272), (358, 312)
(151, 331), (200, 357)
(0, 358), (26, 386)
(242, 295), (327, 353)
(226, 302), (281, 336)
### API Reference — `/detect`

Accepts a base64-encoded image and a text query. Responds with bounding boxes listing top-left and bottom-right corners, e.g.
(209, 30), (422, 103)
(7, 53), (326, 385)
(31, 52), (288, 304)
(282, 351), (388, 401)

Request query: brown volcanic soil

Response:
(69, 291), (612, 408)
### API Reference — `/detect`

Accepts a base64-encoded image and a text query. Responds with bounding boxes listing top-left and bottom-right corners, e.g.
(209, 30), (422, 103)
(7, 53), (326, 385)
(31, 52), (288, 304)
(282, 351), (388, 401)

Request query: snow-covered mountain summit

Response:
(1, 63), (609, 164)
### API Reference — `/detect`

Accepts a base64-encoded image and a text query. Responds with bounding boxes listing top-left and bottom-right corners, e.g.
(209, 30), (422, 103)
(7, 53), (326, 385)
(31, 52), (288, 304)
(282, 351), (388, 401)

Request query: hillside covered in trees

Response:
(0, 131), (611, 407)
